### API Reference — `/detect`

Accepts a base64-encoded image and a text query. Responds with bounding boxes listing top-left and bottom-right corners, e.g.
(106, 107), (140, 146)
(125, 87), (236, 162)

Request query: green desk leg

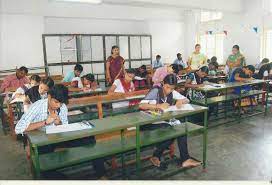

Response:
(136, 125), (141, 178)
(121, 129), (126, 179)
(203, 110), (208, 170)
(205, 91), (208, 106)
(238, 87), (242, 123)
(33, 145), (41, 179)
(224, 88), (227, 118)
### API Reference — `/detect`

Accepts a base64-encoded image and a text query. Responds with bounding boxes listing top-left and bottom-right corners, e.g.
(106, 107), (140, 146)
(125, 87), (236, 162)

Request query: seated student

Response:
(63, 64), (83, 82)
(229, 65), (257, 111)
(134, 65), (150, 89)
(208, 57), (219, 76)
(81, 73), (99, 91)
(256, 58), (270, 70)
(12, 74), (41, 100)
(25, 77), (55, 104)
(0, 66), (29, 93)
(185, 66), (209, 100)
(253, 62), (272, 80)
(152, 64), (183, 87)
(139, 74), (201, 168)
(15, 85), (106, 179)
(173, 53), (187, 69)
(152, 55), (164, 70)
(108, 69), (136, 109)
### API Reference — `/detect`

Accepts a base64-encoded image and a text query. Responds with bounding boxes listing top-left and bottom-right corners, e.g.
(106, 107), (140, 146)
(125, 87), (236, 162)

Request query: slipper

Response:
(150, 157), (161, 167)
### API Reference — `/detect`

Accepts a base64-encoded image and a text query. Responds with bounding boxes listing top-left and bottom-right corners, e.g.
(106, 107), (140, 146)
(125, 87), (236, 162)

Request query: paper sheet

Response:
(68, 110), (84, 116)
(163, 104), (195, 112)
(134, 76), (146, 80)
(46, 122), (93, 134)
(10, 97), (24, 104)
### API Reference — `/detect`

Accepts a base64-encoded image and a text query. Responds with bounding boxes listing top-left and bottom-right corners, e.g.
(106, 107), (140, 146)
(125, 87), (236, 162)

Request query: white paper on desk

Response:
(10, 97), (24, 104)
(178, 79), (186, 83)
(68, 110), (84, 116)
(46, 122), (93, 134)
(163, 104), (195, 112)
(134, 76), (145, 80)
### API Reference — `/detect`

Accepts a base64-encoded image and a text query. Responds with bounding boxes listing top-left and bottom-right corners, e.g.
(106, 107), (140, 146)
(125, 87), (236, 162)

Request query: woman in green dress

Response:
(226, 45), (246, 74)
(188, 44), (207, 70)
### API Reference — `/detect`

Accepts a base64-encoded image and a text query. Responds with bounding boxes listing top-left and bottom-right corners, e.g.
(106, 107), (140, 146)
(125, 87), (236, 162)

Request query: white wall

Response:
(0, 0), (185, 70)
(1, 14), (44, 70)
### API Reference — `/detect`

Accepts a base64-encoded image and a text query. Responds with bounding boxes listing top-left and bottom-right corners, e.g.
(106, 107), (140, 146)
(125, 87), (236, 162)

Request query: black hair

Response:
(211, 56), (217, 63)
(140, 65), (147, 70)
(30, 75), (41, 83)
(19, 66), (28, 74)
(48, 84), (69, 105)
(177, 53), (182, 57)
(74, 64), (83, 72)
(163, 74), (177, 86)
(41, 77), (54, 89)
(195, 44), (201, 48)
(233, 45), (240, 51)
(170, 64), (183, 74)
(156, 55), (161, 58)
(111, 45), (119, 54)
(199, 66), (209, 74)
(84, 73), (95, 82)
(261, 58), (270, 64)
(246, 65), (255, 73)
(126, 68), (136, 75)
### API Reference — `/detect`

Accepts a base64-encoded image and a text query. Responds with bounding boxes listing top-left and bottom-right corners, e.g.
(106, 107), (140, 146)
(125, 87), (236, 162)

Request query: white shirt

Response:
(112, 79), (135, 109)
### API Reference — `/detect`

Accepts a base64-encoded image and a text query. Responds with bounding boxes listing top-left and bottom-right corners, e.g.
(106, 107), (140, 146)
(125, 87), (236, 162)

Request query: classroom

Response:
(0, 0), (272, 183)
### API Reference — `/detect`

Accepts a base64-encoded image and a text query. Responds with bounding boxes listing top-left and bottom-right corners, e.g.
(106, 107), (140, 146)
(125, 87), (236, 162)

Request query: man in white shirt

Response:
(152, 55), (164, 69)
(173, 53), (187, 68)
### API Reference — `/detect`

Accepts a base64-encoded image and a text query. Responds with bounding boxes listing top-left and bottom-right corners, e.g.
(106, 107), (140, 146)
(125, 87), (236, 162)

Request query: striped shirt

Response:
(15, 99), (68, 134)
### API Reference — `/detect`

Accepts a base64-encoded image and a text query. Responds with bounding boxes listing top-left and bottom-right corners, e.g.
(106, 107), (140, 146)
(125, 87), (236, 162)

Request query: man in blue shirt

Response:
(173, 53), (187, 68)
(152, 55), (164, 69)
(63, 64), (83, 82)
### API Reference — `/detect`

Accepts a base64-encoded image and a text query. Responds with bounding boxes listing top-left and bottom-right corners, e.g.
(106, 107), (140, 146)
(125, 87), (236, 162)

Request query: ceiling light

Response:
(53, 0), (102, 4)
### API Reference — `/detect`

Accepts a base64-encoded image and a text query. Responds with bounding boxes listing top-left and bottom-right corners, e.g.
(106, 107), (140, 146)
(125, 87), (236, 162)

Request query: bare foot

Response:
(181, 158), (201, 168)
(150, 157), (161, 167)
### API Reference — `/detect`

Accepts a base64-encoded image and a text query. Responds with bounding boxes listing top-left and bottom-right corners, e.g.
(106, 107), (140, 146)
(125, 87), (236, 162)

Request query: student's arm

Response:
(55, 104), (69, 125)
(172, 90), (190, 108)
(107, 80), (124, 96)
(139, 103), (169, 111)
(184, 78), (204, 89)
(106, 59), (112, 83)
(0, 79), (10, 93)
(234, 73), (248, 82)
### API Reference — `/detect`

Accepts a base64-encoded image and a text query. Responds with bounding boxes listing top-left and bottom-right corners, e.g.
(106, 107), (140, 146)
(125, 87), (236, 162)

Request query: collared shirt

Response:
(15, 99), (68, 134)
(173, 58), (187, 68)
(152, 60), (163, 69)
(0, 74), (29, 92)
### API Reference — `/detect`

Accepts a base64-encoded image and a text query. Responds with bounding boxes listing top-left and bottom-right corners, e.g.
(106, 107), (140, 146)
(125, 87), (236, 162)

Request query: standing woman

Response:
(187, 44), (207, 70)
(106, 45), (125, 84)
(226, 45), (246, 74)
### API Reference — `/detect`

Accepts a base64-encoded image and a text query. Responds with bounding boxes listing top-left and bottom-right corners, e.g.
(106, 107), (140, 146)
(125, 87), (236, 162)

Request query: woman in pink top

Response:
(0, 67), (29, 93)
(152, 64), (183, 87)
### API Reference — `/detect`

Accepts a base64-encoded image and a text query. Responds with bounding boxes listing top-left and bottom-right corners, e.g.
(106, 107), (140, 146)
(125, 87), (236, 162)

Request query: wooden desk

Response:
(27, 104), (208, 179)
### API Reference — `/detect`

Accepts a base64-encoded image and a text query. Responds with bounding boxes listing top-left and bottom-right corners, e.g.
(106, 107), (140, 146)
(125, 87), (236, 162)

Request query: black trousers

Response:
(140, 123), (190, 163)
(38, 136), (106, 178)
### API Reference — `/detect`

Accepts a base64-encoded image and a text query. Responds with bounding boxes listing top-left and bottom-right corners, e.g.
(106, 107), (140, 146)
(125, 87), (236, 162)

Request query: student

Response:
(208, 57), (219, 76)
(25, 77), (54, 104)
(139, 74), (201, 168)
(226, 45), (246, 74)
(229, 65), (257, 111)
(108, 69), (136, 109)
(173, 53), (187, 68)
(15, 85), (106, 179)
(63, 64), (83, 83)
(256, 58), (270, 70)
(152, 55), (164, 69)
(82, 73), (99, 91)
(12, 74), (41, 99)
(152, 64), (183, 87)
(185, 66), (209, 100)
(106, 45), (125, 84)
(253, 62), (272, 80)
(188, 44), (207, 70)
(0, 66), (29, 93)
(134, 65), (150, 89)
